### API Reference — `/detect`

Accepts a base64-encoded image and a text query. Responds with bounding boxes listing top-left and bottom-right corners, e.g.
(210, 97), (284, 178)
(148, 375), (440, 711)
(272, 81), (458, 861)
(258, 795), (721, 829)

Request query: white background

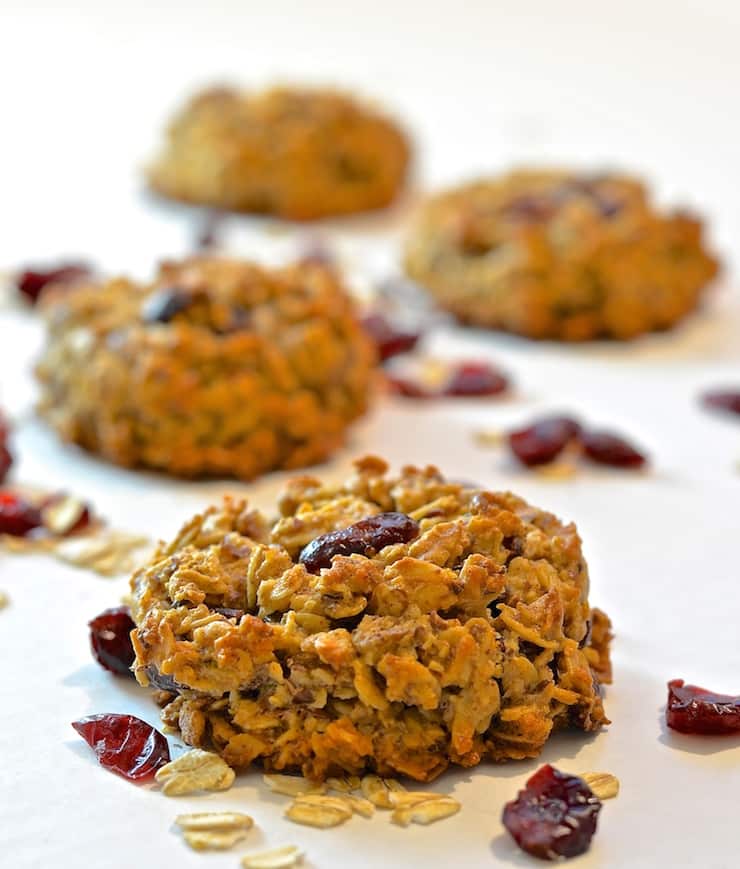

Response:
(1, 2), (739, 868)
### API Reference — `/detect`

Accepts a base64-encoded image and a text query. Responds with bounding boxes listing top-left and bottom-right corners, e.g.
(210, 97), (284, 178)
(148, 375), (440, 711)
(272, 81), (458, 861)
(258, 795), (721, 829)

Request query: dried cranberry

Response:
(509, 416), (581, 466)
(701, 390), (740, 416)
(17, 263), (91, 304)
(299, 512), (420, 573)
(71, 713), (170, 782)
(502, 764), (602, 860)
(0, 444), (12, 484)
(141, 287), (194, 323)
(666, 679), (740, 735)
(89, 607), (136, 676)
(580, 430), (647, 469)
(443, 362), (508, 397)
(0, 492), (43, 536)
(362, 313), (421, 361)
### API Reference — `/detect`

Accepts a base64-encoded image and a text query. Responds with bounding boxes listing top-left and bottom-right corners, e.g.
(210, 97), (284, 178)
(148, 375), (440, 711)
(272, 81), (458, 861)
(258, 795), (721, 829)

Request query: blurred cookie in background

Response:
(35, 256), (376, 480)
(148, 86), (411, 220)
(404, 170), (719, 341)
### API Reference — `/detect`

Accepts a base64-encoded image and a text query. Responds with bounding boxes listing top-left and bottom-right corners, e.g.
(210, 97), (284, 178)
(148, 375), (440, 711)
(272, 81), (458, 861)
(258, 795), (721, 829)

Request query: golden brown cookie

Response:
(148, 86), (411, 220)
(130, 456), (611, 782)
(404, 170), (719, 340)
(35, 257), (375, 479)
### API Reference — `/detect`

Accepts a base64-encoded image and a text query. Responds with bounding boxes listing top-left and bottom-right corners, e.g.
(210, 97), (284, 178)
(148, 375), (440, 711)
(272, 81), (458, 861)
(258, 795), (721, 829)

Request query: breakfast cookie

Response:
(404, 170), (719, 340)
(130, 456), (612, 782)
(35, 257), (375, 480)
(148, 86), (411, 220)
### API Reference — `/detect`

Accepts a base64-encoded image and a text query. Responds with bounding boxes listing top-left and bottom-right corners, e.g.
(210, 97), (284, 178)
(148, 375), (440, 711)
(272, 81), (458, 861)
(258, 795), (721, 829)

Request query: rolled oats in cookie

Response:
(129, 456), (611, 782)
(404, 170), (719, 340)
(35, 256), (376, 480)
(148, 86), (411, 220)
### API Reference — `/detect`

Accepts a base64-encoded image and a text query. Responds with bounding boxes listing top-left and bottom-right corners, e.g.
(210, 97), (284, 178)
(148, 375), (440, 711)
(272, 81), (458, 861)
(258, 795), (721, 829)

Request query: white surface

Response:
(1, 2), (739, 868)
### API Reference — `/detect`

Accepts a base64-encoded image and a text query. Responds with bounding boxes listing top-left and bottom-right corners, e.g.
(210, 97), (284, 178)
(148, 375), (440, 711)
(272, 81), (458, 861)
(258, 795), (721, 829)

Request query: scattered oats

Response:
(155, 749), (235, 796)
(0, 589), (8, 609)
(54, 530), (151, 577)
(285, 795), (352, 828)
(385, 779), (406, 792)
(391, 796), (461, 827)
(175, 812), (254, 832)
(263, 773), (325, 797)
(340, 794), (375, 818)
(241, 845), (304, 869)
(41, 495), (88, 536)
(581, 771), (620, 800)
(533, 461), (578, 481)
(326, 775), (361, 793)
(182, 830), (249, 851)
(387, 791), (448, 809)
(360, 774), (405, 808)
(473, 429), (505, 448)
(0, 534), (55, 553)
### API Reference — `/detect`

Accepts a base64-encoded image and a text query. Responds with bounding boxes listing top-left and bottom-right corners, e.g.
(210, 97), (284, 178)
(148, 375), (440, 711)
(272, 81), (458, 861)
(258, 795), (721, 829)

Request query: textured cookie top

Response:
(404, 169), (719, 339)
(36, 257), (375, 479)
(131, 457), (610, 780)
(148, 86), (411, 219)
(408, 170), (677, 250)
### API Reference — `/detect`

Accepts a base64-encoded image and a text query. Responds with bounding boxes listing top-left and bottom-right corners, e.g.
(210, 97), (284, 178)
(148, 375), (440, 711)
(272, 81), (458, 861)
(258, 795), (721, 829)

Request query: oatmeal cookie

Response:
(35, 257), (375, 480)
(148, 86), (410, 220)
(130, 456), (611, 782)
(404, 170), (719, 340)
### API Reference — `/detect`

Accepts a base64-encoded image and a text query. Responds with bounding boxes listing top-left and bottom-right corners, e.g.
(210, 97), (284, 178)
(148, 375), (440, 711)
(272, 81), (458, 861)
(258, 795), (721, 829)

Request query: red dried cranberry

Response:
(0, 444), (12, 484)
(580, 430), (647, 469)
(71, 713), (170, 782)
(701, 390), (740, 416)
(666, 679), (740, 735)
(299, 512), (420, 574)
(502, 764), (602, 860)
(89, 607), (136, 676)
(17, 263), (92, 304)
(443, 362), (508, 397)
(509, 416), (582, 467)
(0, 492), (43, 536)
(362, 313), (421, 361)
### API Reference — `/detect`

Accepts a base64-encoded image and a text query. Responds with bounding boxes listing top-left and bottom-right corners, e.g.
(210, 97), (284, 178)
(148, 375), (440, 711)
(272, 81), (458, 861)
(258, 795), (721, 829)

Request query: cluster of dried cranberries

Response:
(507, 414), (647, 469)
(388, 361), (509, 399)
(361, 311), (509, 399)
(0, 490), (91, 538)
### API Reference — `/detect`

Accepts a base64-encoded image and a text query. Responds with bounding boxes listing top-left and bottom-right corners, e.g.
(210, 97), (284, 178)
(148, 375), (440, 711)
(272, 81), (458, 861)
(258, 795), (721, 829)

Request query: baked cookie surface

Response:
(35, 257), (375, 480)
(130, 456), (611, 782)
(404, 170), (719, 340)
(148, 86), (410, 220)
